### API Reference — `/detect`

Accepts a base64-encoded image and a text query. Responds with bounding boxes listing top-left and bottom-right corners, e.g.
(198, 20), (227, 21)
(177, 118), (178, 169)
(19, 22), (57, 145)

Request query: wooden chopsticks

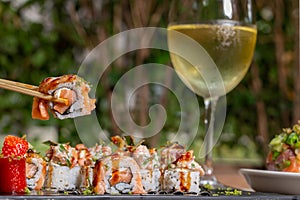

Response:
(0, 78), (39, 90)
(0, 78), (68, 105)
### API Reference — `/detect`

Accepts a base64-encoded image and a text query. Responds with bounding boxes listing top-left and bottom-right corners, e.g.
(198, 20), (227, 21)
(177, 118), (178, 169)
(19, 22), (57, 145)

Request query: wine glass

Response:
(168, 0), (257, 186)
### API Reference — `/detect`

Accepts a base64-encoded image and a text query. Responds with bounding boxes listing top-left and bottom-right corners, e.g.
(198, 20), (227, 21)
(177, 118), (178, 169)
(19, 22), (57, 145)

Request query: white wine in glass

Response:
(168, 0), (257, 186)
(168, 22), (257, 97)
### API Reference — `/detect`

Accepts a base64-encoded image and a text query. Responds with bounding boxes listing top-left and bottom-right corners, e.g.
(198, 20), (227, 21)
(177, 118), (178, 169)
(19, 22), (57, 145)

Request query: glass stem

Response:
(204, 96), (219, 177)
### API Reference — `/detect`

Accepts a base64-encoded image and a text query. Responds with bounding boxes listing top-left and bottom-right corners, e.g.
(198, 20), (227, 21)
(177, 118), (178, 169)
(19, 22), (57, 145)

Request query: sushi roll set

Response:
(0, 135), (205, 195)
(42, 136), (204, 195)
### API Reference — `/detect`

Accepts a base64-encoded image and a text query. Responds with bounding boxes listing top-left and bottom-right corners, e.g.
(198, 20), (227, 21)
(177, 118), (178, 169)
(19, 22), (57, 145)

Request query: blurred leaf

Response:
(31, 50), (47, 67)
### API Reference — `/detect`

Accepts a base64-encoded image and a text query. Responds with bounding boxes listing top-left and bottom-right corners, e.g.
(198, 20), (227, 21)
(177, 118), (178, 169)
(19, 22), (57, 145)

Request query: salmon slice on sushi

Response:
(32, 74), (96, 120)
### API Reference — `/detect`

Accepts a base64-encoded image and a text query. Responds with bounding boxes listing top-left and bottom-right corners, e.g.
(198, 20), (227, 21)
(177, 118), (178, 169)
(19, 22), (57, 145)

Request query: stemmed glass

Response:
(168, 0), (257, 186)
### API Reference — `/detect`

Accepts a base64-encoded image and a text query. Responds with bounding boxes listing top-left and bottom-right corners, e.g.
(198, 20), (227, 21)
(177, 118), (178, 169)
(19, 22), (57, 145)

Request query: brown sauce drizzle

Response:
(109, 155), (120, 186)
(179, 171), (191, 192)
(46, 164), (53, 188)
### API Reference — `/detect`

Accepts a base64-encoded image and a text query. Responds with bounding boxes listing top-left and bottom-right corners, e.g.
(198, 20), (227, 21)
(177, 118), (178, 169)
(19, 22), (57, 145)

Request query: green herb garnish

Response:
(66, 158), (71, 167)
(82, 188), (93, 195)
(59, 144), (67, 152)
(24, 187), (31, 194)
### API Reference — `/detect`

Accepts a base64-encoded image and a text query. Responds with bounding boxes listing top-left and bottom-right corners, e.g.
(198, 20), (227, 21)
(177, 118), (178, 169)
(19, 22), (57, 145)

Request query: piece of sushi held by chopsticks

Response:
(32, 74), (96, 120)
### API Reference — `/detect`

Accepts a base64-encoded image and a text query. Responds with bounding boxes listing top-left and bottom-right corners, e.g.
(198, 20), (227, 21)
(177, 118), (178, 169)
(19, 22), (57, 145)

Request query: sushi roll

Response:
(160, 143), (204, 194)
(163, 168), (200, 194)
(76, 143), (112, 190)
(80, 143), (112, 189)
(26, 150), (47, 190)
(132, 145), (161, 193)
(44, 143), (82, 191)
(110, 136), (162, 193)
(93, 153), (146, 194)
(32, 74), (96, 120)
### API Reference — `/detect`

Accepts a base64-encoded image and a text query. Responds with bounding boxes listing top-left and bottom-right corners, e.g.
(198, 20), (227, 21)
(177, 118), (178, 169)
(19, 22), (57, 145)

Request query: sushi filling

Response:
(109, 168), (132, 186)
(52, 84), (94, 119)
(108, 168), (134, 194)
(48, 83), (85, 118)
(52, 87), (77, 114)
(26, 163), (38, 179)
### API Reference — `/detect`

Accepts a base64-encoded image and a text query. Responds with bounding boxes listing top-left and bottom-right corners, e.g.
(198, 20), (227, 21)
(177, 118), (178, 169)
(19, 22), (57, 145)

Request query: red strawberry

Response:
(2, 135), (28, 157)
